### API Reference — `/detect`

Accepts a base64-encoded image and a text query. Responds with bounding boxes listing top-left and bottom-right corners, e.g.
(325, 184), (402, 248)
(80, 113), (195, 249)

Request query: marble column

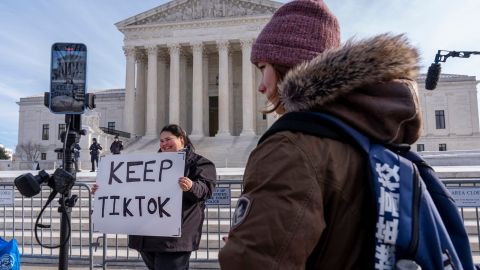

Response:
(157, 51), (168, 132)
(191, 42), (204, 137)
(202, 53), (209, 136)
(145, 45), (158, 138)
(240, 39), (255, 135)
(179, 53), (188, 129)
(216, 40), (231, 136)
(123, 46), (136, 136)
(135, 50), (147, 136)
(168, 44), (181, 125)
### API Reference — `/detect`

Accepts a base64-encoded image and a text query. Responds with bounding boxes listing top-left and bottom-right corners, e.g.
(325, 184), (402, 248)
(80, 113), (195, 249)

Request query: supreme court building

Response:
(118, 0), (283, 138)
(15, 0), (480, 169)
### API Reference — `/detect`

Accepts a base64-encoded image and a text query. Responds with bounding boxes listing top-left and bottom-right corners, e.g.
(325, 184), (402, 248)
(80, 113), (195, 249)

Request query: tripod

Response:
(57, 114), (83, 270)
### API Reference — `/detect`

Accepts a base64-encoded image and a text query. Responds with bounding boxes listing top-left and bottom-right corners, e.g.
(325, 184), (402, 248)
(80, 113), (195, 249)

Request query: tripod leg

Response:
(58, 193), (72, 270)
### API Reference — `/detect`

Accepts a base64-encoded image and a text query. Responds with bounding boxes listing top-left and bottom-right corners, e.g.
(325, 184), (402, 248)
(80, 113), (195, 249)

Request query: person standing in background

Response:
(73, 142), (81, 172)
(89, 138), (102, 172)
(110, 135), (123, 155)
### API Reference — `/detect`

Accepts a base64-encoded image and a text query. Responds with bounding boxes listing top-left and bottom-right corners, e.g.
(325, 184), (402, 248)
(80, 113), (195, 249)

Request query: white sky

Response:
(0, 0), (479, 150)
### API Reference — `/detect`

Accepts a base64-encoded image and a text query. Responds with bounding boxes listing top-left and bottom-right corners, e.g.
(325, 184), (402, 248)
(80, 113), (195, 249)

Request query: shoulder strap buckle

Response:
(384, 143), (411, 154)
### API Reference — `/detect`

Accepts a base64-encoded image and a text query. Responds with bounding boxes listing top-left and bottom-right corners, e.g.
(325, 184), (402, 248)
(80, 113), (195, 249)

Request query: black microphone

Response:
(425, 63), (441, 90)
(14, 170), (50, 197)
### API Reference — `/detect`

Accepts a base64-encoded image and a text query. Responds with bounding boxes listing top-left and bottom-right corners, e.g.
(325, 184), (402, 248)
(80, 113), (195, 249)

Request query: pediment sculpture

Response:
(129, 0), (278, 26)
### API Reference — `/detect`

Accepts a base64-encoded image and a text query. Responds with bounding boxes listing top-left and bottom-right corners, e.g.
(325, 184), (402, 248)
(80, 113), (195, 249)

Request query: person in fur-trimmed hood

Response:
(219, 0), (421, 269)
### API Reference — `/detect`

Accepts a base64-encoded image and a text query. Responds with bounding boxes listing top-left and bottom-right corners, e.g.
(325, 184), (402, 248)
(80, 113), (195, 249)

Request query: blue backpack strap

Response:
(259, 112), (370, 153)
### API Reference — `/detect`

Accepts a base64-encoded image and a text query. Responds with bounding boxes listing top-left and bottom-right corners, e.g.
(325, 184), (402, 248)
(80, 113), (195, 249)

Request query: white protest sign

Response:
(92, 152), (185, 237)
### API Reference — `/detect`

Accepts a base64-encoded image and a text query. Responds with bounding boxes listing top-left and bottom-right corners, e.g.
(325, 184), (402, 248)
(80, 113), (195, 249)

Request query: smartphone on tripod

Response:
(49, 43), (87, 114)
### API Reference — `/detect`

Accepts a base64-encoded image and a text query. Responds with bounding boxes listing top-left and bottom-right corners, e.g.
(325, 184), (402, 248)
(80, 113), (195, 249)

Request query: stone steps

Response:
(123, 135), (259, 168)
(18, 245), (221, 261)
(2, 230), (228, 248)
(6, 225), (480, 252)
(1, 218), (232, 233)
(37, 200), (242, 209)
(2, 207), (91, 218)
(2, 204), (240, 219)
(1, 217), (92, 231)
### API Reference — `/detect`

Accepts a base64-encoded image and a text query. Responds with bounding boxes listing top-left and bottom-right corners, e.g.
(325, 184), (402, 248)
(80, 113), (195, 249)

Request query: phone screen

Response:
(50, 43), (87, 114)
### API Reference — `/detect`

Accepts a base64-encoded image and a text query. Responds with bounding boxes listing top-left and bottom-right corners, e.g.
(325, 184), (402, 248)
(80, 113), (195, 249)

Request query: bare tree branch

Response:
(16, 141), (42, 161)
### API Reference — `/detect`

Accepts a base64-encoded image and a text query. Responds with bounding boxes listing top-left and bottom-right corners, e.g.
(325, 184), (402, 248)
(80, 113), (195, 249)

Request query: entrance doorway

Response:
(209, 96), (218, 136)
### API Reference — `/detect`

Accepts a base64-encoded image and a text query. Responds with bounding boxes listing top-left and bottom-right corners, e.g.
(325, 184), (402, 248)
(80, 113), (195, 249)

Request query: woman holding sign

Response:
(128, 124), (217, 270)
(92, 124), (216, 269)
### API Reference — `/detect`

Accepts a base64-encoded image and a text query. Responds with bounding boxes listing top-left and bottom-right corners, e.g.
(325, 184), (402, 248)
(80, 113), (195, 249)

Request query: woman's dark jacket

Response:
(128, 148), (217, 252)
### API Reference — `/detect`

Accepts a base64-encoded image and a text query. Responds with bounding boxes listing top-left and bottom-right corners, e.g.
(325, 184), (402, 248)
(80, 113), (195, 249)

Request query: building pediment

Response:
(116, 0), (281, 28)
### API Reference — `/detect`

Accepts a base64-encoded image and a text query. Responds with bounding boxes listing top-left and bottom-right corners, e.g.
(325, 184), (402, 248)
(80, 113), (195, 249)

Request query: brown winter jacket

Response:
(219, 34), (422, 269)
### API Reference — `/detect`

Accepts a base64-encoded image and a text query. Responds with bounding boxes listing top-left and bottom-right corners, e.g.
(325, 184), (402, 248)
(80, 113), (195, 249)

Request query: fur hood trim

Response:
(280, 34), (420, 112)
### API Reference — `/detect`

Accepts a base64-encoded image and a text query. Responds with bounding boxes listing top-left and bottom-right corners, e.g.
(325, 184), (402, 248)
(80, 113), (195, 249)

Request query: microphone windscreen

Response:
(425, 63), (441, 90)
(14, 173), (41, 197)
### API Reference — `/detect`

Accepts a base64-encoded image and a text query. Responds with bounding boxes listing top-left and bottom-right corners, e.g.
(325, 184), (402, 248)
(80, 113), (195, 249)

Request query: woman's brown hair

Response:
(261, 64), (291, 114)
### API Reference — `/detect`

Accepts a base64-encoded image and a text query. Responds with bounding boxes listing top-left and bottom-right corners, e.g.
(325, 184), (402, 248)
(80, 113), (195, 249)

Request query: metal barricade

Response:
(3, 177), (480, 268)
(442, 179), (480, 260)
(0, 182), (93, 269)
(98, 178), (480, 268)
(99, 180), (243, 269)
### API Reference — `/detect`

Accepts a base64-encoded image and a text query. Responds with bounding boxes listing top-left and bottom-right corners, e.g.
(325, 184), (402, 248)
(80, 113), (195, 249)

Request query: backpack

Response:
(0, 237), (20, 270)
(259, 111), (475, 270)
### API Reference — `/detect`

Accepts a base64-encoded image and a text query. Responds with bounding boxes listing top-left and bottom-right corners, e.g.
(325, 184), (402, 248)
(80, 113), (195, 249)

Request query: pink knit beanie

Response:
(251, 0), (340, 68)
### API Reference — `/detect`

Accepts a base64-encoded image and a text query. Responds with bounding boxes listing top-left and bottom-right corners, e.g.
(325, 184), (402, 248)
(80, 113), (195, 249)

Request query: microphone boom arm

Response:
(434, 50), (480, 63)
(426, 49), (479, 90)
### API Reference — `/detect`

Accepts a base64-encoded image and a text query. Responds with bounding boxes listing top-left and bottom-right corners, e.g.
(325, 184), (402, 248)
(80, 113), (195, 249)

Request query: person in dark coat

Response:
(127, 124), (217, 270)
(109, 135), (123, 155)
(90, 125), (216, 269)
(73, 143), (81, 172)
(89, 138), (102, 172)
